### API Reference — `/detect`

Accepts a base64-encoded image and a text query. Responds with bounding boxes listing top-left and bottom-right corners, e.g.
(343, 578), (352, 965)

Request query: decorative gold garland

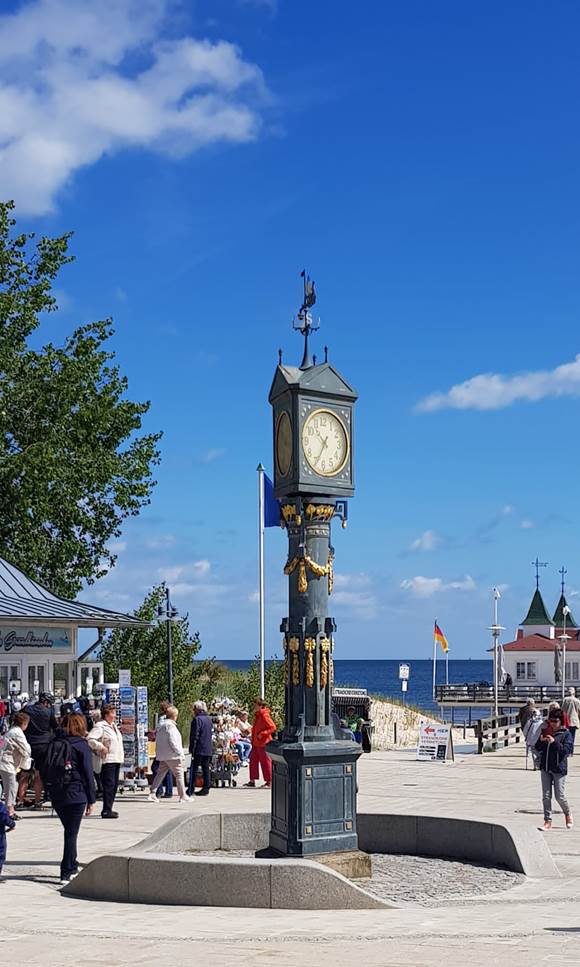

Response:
(284, 551), (334, 594)
(304, 637), (316, 687)
(305, 503), (335, 522)
(288, 636), (300, 685)
(320, 637), (331, 689)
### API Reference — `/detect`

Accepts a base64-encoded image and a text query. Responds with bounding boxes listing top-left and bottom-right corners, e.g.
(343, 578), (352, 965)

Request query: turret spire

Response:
(292, 269), (319, 369)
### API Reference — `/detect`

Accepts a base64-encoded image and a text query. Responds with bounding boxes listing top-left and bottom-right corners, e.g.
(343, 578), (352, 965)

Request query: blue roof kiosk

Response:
(0, 557), (146, 701)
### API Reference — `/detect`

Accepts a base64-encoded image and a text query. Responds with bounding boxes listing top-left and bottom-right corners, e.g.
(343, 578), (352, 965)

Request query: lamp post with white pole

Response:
(489, 587), (505, 728)
(561, 605), (571, 703)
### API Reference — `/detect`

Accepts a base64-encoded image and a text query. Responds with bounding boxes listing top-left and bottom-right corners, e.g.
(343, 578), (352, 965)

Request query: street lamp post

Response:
(158, 585), (179, 704)
(489, 588), (505, 740)
(561, 605), (571, 703)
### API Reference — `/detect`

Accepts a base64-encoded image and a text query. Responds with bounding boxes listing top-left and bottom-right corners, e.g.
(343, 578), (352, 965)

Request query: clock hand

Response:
(313, 436), (328, 467)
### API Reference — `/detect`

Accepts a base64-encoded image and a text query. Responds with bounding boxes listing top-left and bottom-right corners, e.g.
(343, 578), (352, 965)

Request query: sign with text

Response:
(119, 669), (132, 686)
(0, 627), (72, 654)
(417, 721), (454, 763)
(398, 663), (410, 680)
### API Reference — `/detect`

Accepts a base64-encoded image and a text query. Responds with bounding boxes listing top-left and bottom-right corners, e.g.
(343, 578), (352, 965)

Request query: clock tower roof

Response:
(269, 361), (358, 404)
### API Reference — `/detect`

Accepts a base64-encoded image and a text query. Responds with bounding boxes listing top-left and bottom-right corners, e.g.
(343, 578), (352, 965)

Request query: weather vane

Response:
(292, 269), (319, 369)
(531, 556), (549, 590)
(559, 565), (567, 596)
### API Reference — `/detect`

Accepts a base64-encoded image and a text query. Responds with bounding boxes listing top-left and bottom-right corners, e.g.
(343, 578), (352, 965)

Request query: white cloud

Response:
(334, 573), (371, 589)
(400, 575), (476, 598)
(200, 447), (226, 464)
(0, 0), (268, 214)
(145, 534), (176, 549)
(333, 590), (378, 621)
(158, 559), (211, 583)
(107, 540), (127, 553)
(409, 530), (440, 552)
(520, 519), (534, 529)
(415, 355), (580, 413)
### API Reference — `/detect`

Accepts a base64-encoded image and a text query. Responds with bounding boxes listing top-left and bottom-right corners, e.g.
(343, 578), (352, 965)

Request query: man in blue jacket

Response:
(536, 708), (574, 830)
(188, 701), (213, 797)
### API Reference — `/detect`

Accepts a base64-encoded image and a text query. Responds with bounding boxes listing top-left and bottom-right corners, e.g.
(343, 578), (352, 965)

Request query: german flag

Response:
(434, 622), (449, 653)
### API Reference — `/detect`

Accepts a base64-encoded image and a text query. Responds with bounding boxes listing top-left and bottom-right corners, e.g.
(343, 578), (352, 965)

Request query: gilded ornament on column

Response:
(327, 551), (334, 594)
(288, 636), (300, 686)
(319, 637), (331, 689)
(304, 637), (316, 687)
(305, 503), (335, 522)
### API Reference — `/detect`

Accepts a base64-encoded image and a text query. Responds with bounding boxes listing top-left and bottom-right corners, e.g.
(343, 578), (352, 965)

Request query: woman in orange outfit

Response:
(244, 699), (276, 788)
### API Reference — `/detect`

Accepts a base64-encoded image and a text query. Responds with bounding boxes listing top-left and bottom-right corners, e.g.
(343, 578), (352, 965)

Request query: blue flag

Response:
(264, 473), (281, 527)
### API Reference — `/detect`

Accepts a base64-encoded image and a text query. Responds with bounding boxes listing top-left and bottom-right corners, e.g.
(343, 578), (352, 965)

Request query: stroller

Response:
(210, 749), (241, 788)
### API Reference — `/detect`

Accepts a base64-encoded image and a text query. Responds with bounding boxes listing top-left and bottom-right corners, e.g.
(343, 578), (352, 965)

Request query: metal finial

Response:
(532, 557), (549, 590)
(324, 345), (328, 363)
(278, 348), (283, 365)
(560, 565), (567, 596)
(292, 269), (320, 369)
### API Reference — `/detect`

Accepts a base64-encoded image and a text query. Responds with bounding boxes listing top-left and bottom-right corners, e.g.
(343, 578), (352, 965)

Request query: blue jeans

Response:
(235, 740), (252, 762)
(152, 759), (173, 797)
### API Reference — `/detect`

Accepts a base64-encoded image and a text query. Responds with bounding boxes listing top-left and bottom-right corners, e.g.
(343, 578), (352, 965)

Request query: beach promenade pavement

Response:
(2, 744), (580, 966)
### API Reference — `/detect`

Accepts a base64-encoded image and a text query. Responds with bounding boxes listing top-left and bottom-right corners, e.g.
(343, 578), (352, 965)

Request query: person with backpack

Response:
(87, 704), (124, 819)
(44, 712), (96, 884)
(23, 692), (57, 808)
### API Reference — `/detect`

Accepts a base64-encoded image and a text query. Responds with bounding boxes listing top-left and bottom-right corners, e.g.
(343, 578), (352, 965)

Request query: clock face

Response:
(302, 409), (349, 476)
(276, 410), (292, 477)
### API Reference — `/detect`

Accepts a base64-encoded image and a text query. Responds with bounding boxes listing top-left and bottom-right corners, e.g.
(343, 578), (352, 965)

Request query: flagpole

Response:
(432, 619), (437, 702)
(257, 463), (266, 700)
(446, 644), (449, 686)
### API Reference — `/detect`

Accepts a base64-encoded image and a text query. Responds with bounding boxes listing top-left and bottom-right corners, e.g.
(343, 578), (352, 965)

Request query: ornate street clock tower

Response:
(266, 273), (361, 858)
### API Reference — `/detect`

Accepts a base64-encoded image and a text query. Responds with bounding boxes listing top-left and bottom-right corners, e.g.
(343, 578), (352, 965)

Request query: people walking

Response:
(153, 701), (174, 799)
(87, 704), (124, 818)
(518, 698), (536, 731)
(45, 712), (96, 884)
(148, 706), (191, 803)
(245, 699), (276, 789)
(0, 712), (31, 817)
(535, 707), (574, 830)
(23, 692), (57, 808)
(188, 701), (213, 796)
(562, 688), (580, 752)
(523, 706), (544, 770)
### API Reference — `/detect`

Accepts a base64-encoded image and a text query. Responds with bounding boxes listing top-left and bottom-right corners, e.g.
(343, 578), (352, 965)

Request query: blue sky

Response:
(2, 0), (580, 658)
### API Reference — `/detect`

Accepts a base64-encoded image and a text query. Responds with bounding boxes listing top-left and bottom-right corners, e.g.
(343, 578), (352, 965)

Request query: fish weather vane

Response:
(292, 269), (319, 370)
(531, 557), (549, 590)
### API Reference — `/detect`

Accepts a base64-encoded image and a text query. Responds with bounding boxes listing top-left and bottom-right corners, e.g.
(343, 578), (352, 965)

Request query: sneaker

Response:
(244, 781), (256, 788)
(178, 795), (193, 803)
(147, 794), (159, 803)
(60, 872), (78, 885)
(566, 814), (574, 829)
(194, 789), (209, 797)
(101, 811), (119, 819)
(260, 782), (271, 789)
(542, 820), (552, 831)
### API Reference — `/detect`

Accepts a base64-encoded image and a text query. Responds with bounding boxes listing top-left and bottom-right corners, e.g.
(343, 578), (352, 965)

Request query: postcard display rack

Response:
(99, 683), (149, 774)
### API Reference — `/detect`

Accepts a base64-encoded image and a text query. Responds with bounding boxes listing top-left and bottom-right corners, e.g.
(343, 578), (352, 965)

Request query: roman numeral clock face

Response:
(302, 409), (349, 476)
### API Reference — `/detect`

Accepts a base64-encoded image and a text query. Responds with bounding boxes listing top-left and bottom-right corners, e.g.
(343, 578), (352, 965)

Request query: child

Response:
(535, 707), (574, 830)
(0, 800), (16, 880)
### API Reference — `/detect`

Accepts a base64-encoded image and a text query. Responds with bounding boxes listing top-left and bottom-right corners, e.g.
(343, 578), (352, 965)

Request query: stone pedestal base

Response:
(267, 738), (362, 856)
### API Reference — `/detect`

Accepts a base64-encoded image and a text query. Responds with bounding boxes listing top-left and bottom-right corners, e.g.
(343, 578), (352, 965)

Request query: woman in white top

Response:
(88, 704), (124, 819)
(0, 711), (32, 816)
(148, 705), (191, 803)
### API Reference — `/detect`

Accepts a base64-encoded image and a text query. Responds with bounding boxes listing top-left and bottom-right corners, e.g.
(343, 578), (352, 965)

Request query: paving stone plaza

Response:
(2, 744), (580, 966)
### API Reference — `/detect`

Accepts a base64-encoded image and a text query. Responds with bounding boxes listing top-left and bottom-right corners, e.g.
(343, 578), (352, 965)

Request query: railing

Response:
(435, 683), (565, 704)
(474, 711), (524, 754)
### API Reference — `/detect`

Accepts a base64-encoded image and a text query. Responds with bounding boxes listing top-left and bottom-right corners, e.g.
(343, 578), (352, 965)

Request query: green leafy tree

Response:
(0, 201), (161, 597)
(229, 657), (285, 727)
(99, 584), (201, 717)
